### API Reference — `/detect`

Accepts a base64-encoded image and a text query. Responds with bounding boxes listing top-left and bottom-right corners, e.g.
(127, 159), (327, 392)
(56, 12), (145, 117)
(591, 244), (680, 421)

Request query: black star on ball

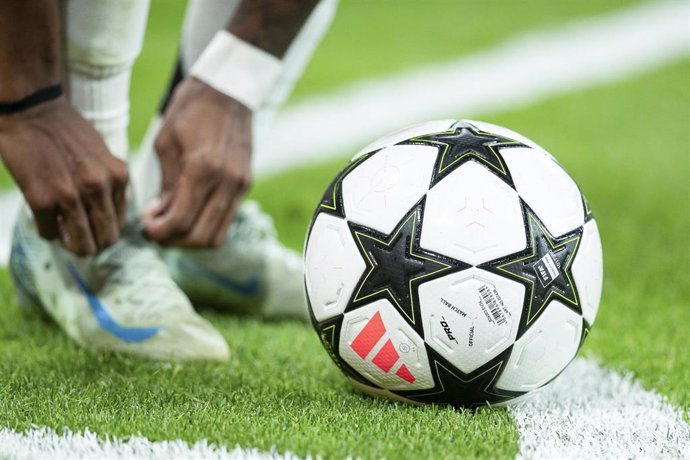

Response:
(395, 347), (524, 408)
(348, 201), (468, 329)
(404, 121), (527, 187)
(481, 207), (582, 338)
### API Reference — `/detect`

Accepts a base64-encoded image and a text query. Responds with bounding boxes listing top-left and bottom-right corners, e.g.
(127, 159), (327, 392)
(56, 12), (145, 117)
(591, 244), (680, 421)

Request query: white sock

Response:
(68, 65), (131, 159)
(64, 0), (150, 160)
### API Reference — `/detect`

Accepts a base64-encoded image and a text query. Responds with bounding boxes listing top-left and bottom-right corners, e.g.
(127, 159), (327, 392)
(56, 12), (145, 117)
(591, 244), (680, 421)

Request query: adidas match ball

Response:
(304, 120), (603, 407)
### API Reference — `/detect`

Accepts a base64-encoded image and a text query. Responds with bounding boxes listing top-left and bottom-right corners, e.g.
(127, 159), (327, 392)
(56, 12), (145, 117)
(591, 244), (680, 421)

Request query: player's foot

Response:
(9, 206), (230, 362)
(163, 201), (308, 320)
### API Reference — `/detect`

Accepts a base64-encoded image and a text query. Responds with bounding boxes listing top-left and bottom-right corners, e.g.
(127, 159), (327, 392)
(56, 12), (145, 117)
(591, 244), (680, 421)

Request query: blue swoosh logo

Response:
(67, 265), (160, 343)
(179, 258), (260, 297)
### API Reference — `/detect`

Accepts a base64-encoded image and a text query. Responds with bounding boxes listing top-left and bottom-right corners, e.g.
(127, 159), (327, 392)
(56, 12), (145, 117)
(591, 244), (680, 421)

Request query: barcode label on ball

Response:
(479, 285), (507, 326)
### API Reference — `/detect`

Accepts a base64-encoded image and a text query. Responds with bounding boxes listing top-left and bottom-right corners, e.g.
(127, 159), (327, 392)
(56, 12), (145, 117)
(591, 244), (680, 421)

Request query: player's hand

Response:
(143, 77), (252, 248)
(0, 97), (129, 256)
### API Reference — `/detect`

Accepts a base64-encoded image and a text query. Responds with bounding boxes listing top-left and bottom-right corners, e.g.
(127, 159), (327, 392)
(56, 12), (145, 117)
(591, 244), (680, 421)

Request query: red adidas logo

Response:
(350, 311), (415, 384)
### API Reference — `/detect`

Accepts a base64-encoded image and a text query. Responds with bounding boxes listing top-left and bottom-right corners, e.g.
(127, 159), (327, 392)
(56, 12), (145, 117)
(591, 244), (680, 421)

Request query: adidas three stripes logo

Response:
(350, 311), (415, 384)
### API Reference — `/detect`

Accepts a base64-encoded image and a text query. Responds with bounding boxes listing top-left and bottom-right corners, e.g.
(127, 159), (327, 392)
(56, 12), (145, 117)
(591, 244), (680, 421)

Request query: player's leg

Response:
(9, 0), (229, 361)
(133, 0), (337, 319)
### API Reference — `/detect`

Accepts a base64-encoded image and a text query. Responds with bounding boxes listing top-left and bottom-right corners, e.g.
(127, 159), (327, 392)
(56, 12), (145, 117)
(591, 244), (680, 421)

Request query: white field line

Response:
(0, 359), (687, 460)
(0, 427), (307, 460)
(510, 357), (690, 459)
(0, 0), (689, 264)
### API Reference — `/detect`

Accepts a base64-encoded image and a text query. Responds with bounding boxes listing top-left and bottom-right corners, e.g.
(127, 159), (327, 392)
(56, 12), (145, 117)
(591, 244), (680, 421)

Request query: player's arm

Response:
(0, 0), (129, 256)
(144, 0), (320, 248)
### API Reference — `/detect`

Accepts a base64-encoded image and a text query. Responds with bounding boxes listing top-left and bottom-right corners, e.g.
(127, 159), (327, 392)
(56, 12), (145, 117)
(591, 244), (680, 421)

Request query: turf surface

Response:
(0, 272), (520, 459)
(290, 0), (643, 101)
(0, 60), (687, 458)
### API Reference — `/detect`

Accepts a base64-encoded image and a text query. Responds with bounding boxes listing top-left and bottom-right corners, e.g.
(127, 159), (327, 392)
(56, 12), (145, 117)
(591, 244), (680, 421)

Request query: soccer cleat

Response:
(163, 201), (309, 320)
(9, 206), (230, 362)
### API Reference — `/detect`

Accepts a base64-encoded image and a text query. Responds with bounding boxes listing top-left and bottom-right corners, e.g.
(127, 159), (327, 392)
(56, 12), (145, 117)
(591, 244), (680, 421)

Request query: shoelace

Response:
(230, 201), (277, 245)
(86, 227), (183, 320)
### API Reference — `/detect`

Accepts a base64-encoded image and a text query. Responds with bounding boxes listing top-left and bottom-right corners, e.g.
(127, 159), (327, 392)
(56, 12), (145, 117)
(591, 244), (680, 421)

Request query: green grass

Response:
(128, 0), (188, 146)
(291, 0), (642, 101)
(0, 271), (519, 459)
(0, 0), (643, 189)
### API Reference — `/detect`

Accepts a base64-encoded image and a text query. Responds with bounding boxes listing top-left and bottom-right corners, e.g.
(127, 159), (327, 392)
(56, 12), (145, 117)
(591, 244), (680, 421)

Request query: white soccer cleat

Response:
(9, 206), (230, 362)
(163, 201), (309, 321)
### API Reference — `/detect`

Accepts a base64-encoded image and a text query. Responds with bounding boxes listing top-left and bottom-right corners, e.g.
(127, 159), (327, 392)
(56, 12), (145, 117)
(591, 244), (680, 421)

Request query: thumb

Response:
(147, 128), (182, 215)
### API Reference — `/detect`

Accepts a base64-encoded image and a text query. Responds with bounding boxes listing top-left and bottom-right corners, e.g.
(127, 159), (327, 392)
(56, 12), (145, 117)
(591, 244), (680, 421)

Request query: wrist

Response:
(190, 30), (282, 111)
(0, 54), (60, 102)
(0, 84), (63, 117)
(169, 78), (252, 123)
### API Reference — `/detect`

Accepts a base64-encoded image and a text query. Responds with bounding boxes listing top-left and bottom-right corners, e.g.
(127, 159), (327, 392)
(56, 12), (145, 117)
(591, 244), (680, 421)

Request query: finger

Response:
(174, 182), (234, 247)
(141, 189), (173, 222)
(32, 204), (60, 241)
(59, 200), (97, 256)
(147, 127), (182, 224)
(112, 183), (127, 230)
(207, 133), (252, 248)
(83, 184), (120, 249)
(107, 157), (129, 231)
(144, 159), (217, 242)
(209, 132), (252, 247)
(211, 193), (243, 248)
(153, 127), (183, 196)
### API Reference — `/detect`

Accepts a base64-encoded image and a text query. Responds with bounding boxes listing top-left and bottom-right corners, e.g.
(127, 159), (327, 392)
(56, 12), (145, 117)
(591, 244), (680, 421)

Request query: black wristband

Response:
(0, 84), (63, 116)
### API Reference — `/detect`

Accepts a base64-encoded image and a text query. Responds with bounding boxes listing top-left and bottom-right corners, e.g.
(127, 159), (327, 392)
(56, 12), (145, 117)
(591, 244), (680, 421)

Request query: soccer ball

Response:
(303, 120), (603, 408)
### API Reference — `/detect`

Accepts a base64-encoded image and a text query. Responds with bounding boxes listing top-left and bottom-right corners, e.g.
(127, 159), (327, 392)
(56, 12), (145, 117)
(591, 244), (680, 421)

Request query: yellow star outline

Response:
(494, 212), (581, 326)
(583, 194), (593, 217)
(412, 358), (511, 407)
(410, 124), (524, 178)
(351, 210), (453, 326)
(320, 324), (336, 349)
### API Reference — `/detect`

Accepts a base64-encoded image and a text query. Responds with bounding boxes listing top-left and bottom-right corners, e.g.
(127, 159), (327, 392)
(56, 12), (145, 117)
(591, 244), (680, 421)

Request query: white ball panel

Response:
(572, 220), (603, 325)
(502, 147), (584, 237)
(339, 299), (434, 391)
(305, 213), (366, 322)
(418, 268), (525, 373)
(421, 161), (526, 265)
(352, 119), (456, 160)
(342, 144), (437, 235)
(496, 301), (582, 392)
